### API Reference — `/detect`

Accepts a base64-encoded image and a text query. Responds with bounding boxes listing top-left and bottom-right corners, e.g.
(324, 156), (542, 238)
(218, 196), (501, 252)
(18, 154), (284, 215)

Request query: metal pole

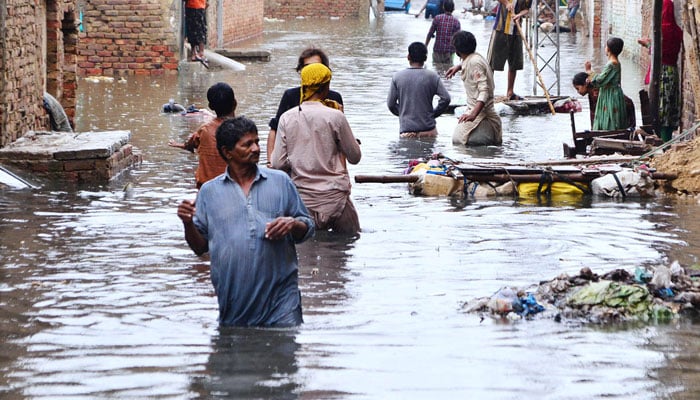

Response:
(179, 1), (185, 61)
(532, 0), (539, 95)
(516, 19), (556, 114)
(217, 0), (223, 48)
(530, 0), (561, 97)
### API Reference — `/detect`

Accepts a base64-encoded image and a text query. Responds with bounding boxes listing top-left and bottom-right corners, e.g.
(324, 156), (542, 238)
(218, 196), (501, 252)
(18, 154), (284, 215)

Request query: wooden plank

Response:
(589, 138), (651, 156)
(355, 174), (419, 183)
(573, 130), (631, 140)
(461, 172), (675, 183)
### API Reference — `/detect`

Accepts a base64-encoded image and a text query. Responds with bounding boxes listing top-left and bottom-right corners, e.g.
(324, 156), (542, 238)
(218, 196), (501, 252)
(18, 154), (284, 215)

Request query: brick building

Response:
(596, 0), (697, 135)
(0, 0), (266, 147)
(77, 0), (180, 76)
(77, 0), (266, 76)
(264, 0), (369, 19)
(2, 0), (697, 149)
(0, 0), (79, 147)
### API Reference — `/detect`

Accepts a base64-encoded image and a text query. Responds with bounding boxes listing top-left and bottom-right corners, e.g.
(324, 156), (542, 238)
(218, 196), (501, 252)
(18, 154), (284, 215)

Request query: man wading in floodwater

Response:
(177, 117), (314, 327)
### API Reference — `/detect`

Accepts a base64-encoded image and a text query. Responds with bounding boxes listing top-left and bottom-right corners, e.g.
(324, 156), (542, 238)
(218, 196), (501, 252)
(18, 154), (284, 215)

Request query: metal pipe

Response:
(217, 0), (223, 48)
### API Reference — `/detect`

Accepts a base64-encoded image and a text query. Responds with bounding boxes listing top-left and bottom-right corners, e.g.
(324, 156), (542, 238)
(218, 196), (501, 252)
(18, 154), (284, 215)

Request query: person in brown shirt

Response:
(169, 82), (237, 188)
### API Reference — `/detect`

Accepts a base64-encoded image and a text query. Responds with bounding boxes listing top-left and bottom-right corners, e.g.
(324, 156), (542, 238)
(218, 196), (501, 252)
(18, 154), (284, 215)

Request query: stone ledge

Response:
(0, 130), (140, 182)
(214, 48), (271, 61)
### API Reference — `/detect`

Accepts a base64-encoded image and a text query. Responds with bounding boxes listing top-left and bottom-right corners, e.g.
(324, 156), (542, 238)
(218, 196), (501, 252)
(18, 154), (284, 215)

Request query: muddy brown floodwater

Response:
(1, 10), (699, 400)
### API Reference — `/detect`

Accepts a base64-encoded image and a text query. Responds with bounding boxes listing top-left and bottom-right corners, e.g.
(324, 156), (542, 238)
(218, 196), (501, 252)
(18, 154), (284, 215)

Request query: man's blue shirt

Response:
(194, 167), (314, 326)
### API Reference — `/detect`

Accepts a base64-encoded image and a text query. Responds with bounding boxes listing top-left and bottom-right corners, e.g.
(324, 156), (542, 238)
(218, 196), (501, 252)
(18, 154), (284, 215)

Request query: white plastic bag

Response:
(590, 168), (655, 198)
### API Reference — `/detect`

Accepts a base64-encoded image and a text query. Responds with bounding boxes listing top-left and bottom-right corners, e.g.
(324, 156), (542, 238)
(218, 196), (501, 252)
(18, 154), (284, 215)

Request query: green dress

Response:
(590, 61), (628, 131)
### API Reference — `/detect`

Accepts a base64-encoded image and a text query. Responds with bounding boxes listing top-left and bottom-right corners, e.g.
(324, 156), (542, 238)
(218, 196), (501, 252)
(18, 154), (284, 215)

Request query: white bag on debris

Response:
(590, 168), (655, 198)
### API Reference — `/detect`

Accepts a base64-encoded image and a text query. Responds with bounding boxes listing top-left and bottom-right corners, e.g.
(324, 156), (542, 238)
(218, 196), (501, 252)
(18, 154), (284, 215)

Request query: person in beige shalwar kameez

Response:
(446, 31), (502, 146)
(271, 63), (362, 234)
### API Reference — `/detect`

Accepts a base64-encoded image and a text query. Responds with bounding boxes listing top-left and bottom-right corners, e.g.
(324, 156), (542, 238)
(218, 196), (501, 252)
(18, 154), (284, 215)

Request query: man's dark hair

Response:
(443, 0), (455, 12)
(207, 82), (237, 118)
(606, 37), (624, 56)
(452, 31), (476, 56)
(572, 72), (589, 86)
(216, 116), (258, 159)
(296, 47), (331, 72)
(408, 42), (428, 63)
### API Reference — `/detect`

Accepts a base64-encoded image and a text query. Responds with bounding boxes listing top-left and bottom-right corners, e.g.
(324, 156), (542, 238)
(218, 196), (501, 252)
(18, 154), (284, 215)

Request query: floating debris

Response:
(463, 262), (700, 324)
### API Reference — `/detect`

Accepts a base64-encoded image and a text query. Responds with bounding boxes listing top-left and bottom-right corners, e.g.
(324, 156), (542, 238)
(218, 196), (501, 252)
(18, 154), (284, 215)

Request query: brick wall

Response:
(78, 0), (180, 76)
(264, 0), (368, 19)
(679, 1), (697, 132)
(1, 0), (77, 148)
(78, 0), (267, 76)
(217, 0), (264, 47)
(681, 64), (696, 130)
(589, 0), (602, 39)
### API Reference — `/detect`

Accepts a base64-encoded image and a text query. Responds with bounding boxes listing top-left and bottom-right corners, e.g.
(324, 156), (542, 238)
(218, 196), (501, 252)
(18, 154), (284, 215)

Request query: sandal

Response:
(508, 93), (523, 101)
(192, 55), (209, 68)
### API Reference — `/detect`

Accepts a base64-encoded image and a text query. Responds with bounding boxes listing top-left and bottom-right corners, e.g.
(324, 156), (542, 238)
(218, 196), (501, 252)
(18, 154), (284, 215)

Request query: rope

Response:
(633, 120), (700, 164)
(536, 171), (553, 200)
(611, 173), (627, 198)
(550, 170), (593, 195)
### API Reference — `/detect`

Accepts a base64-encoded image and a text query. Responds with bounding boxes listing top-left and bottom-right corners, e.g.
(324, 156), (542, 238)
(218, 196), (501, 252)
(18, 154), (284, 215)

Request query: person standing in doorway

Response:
(425, 0), (461, 65)
(184, 0), (207, 64)
(487, 0), (532, 100)
(387, 42), (451, 138)
(176, 116), (314, 327)
(638, 0), (682, 142)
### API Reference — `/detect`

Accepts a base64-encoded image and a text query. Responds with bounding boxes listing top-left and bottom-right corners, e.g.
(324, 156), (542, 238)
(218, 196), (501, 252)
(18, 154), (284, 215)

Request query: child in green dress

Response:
(584, 37), (628, 131)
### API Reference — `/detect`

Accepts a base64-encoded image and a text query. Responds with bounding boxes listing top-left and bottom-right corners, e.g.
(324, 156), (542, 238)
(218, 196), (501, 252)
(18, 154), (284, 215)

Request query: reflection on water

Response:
(1, 12), (700, 400)
(192, 328), (300, 400)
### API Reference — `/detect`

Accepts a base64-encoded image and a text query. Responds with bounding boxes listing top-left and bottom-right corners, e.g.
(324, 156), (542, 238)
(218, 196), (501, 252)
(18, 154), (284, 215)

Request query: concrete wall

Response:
(264, 0), (369, 19)
(592, 0), (644, 61)
(0, 0), (78, 148)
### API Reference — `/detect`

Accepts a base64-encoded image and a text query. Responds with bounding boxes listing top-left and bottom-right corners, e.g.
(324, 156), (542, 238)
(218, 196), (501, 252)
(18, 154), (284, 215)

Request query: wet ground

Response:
(1, 9), (700, 400)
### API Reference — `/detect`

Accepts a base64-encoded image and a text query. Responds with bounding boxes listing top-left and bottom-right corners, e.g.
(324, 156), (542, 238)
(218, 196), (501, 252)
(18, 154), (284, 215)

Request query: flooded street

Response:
(2, 9), (700, 399)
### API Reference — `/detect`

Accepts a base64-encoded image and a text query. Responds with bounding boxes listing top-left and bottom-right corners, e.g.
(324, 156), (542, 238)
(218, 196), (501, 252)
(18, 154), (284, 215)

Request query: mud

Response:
(652, 135), (700, 195)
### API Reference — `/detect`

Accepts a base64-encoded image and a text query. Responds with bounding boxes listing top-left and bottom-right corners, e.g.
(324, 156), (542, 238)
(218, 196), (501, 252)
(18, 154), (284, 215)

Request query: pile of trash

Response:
(463, 261), (700, 324)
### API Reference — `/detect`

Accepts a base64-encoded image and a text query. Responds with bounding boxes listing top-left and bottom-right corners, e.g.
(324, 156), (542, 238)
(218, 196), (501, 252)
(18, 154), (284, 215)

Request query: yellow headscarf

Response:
(300, 63), (332, 104)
